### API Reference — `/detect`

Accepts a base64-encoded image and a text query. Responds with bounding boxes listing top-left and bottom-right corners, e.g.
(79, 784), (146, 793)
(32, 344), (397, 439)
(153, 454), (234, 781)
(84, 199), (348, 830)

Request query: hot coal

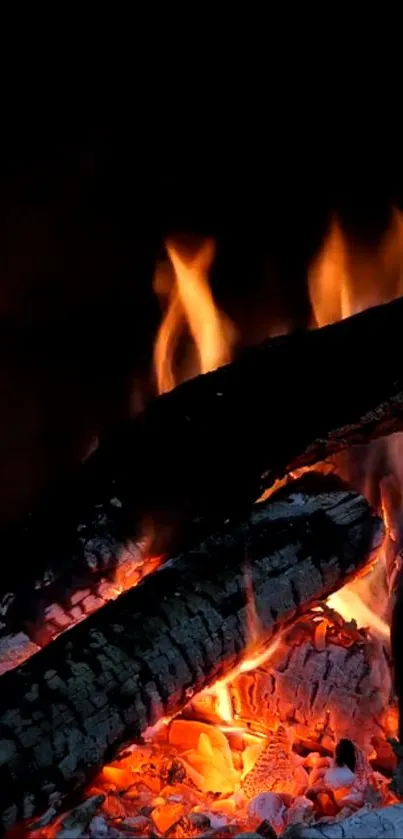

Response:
(20, 606), (397, 839)
(0, 474), (381, 832)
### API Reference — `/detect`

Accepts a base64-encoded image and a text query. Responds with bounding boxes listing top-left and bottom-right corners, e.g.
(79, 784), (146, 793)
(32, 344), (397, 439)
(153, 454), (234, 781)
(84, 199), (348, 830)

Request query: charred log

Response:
(1, 298), (403, 649)
(277, 803), (403, 838)
(229, 608), (391, 755)
(0, 474), (381, 831)
(0, 545), (162, 675)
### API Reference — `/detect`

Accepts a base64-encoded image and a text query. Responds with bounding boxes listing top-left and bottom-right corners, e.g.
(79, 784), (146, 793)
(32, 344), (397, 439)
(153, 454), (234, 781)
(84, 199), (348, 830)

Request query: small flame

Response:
(327, 587), (390, 642)
(213, 681), (234, 724)
(153, 238), (235, 394)
(243, 560), (261, 650)
(308, 210), (403, 327)
(309, 210), (403, 631)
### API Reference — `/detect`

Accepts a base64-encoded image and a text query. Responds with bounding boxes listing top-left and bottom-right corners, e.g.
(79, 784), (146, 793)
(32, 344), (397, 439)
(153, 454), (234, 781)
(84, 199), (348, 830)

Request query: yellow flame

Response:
(308, 210), (403, 632)
(153, 238), (235, 394)
(214, 682), (234, 724)
(308, 209), (403, 327)
(327, 585), (390, 642)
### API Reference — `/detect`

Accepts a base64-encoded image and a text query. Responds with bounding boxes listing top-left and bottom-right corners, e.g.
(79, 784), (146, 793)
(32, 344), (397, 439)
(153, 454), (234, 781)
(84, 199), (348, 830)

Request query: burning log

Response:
(0, 474), (381, 831)
(1, 296), (403, 654)
(276, 803), (403, 838)
(228, 607), (392, 755)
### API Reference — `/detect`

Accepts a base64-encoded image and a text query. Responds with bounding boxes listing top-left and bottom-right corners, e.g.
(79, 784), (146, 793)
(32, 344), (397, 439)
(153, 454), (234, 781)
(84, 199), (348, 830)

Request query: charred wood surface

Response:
(277, 803), (403, 838)
(229, 609), (391, 754)
(2, 297), (403, 647)
(0, 474), (381, 832)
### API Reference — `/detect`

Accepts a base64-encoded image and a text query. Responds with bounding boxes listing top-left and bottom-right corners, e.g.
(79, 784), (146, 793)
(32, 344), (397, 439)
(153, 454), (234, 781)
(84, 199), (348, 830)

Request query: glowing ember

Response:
(9, 216), (403, 837)
(22, 608), (397, 838)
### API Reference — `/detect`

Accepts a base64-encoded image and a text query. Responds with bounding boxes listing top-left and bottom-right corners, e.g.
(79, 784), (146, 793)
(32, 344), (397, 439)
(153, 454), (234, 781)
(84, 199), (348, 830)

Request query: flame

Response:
(16, 210), (403, 839)
(153, 238), (236, 395)
(213, 681), (234, 724)
(327, 587), (390, 642)
(308, 209), (403, 327)
(308, 210), (403, 634)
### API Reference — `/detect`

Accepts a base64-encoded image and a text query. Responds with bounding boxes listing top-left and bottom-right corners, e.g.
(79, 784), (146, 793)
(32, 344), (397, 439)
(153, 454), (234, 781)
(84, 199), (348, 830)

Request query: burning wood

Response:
(0, 473), (381, 832)
(20, 614), (396, 838)
(242, 726), (299, 799)
(3, 293), (403, 658)
(226, 606), (393, 756)
(0, 536), (162, 675)
(277, 803), (403, 838)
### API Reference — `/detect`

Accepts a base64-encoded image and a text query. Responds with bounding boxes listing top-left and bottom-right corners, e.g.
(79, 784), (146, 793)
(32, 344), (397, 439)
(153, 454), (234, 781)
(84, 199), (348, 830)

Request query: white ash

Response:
(286, 796), (315, 826)
(89, 814), (109, 837)
(230, 611), (391, 754)
(0, 632), (39, 675)
(53, 794), (105, 838)
(323, 764), (355, 789)
(247, 792), (287, 833)
(279, 803), (403, 838)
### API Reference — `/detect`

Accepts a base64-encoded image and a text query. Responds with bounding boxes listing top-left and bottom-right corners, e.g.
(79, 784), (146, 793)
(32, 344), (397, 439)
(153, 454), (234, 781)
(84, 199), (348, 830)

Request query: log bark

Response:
(278, 803), (403, 838)
(0, 546), (162, 675)
(0, 474), (381, 832)
(2, 296), (403, 652)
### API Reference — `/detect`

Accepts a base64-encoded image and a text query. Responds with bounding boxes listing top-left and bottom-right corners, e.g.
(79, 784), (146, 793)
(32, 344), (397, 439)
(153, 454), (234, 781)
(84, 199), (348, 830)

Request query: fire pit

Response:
(3, 219), (403, 837)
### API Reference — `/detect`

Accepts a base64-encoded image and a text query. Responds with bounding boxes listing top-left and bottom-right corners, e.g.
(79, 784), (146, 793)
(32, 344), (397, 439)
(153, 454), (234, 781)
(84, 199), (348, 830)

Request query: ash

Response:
(24, 607), (399, 839)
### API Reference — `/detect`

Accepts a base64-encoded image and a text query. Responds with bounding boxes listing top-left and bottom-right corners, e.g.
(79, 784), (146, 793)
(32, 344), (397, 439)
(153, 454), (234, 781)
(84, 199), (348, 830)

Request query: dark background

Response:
(0, 95), (400, 525)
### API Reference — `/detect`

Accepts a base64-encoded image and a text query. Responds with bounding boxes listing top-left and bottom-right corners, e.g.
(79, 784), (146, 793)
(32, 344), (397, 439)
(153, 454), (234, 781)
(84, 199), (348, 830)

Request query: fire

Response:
(327, 587), (390, 643)
(153, 238), (236, 394)
(24, 609), (395, 838)
(308, 209), (403, 327)
(13, 216), (403, 839)
(307, 209), (403, 637)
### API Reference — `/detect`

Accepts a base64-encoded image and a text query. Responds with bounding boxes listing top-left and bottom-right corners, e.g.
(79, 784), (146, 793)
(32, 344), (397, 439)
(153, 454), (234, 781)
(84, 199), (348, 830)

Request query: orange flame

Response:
(308, 210), (403, 636)
(327, 587), (390, 643)
(309, 210), (403, 327)
(153, 238), (235, 394)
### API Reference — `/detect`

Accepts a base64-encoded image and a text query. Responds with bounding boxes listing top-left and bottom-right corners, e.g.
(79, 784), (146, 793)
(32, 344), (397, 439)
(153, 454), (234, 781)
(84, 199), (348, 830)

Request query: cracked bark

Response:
(2, 296), (403, 652)
(228, 613), (391, 754)
(278, 803), (403, 838)
(0, 473), (381, 832)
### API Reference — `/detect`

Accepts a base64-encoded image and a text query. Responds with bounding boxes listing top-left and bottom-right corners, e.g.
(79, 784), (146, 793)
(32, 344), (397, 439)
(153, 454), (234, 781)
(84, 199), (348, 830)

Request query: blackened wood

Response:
(0, 474), (381, 831)
(1, 298), (403, 651)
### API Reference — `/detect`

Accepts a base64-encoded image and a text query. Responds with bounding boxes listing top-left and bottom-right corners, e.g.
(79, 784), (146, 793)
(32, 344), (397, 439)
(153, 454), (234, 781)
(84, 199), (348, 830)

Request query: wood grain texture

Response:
(278, 803), (403, 838)
(0, 474), (382, 832)
(1, 296), (403, 651)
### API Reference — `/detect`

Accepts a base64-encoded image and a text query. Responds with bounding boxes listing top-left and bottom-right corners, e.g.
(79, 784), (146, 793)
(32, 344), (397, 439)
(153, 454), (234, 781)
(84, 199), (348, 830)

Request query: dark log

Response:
(0, 474), (381, 832)
(1, 297), (403, 656)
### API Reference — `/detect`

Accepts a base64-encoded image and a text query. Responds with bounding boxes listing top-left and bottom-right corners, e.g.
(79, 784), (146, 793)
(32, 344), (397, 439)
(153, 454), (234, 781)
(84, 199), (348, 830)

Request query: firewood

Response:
(277, 802), (403, 838)
(0, 474), (381, 832)
(2, 297), (403, 657)
(228, 607), (392, 755)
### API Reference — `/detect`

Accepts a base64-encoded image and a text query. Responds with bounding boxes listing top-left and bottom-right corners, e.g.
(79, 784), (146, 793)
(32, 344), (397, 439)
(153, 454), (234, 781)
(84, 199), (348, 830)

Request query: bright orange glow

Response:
(212, 681), (234, 724)
(327, 586), (390, 642)
(21, 212), (403, 839)
(153, 238), (235, 394)
(308, 219), (352, 326)
(308, 209), (403, 327)
(23, 608), (396, 839)
(308, 209), (403, 632)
